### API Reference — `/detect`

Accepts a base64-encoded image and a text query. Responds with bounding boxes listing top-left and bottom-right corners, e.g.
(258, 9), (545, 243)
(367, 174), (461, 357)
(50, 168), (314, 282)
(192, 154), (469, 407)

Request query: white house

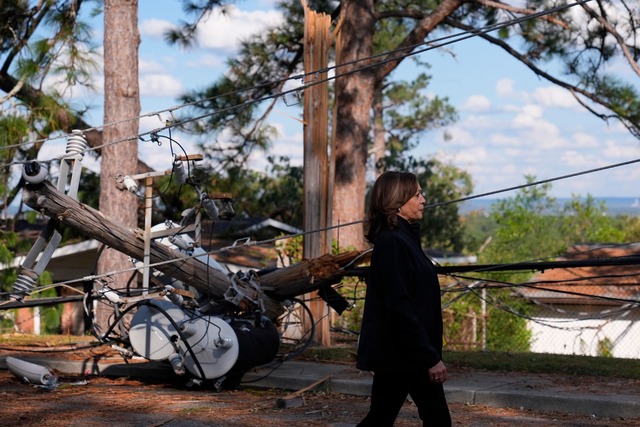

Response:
(518, 244), (640, 359)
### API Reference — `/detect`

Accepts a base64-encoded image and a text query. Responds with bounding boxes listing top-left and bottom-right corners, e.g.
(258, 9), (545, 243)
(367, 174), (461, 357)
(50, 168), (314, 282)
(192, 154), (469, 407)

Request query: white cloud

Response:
(496, 78), (517, 98)
(513, 104), (544, 124)
(139, 18), (175, 38)
(462, 95), (491, 112)
(440, 126), (474, 147)
(511, 106), (562, 143)
(560, 150), (600, 168)
(572, 132), (599, 148)
(501, 163), (521, 175)
(442, 146), (489, 165)
(504, 148), (526, 159)
(140, 58), (167, 74)
(138, 141), (175, 171)
(490, 133), (520, 147)
(139, 74), (184, 97)
(501, 103), (522, 113)
(602, 139), (640, 160)
(462, 113), (495, 129)
(607, 120), (636, 135)
(196, 6), (284, 52)
(531, 86), (578, 109)
(247, 127), (303, 172)
(270, 123), (303, 162)
(187, 54), (225, 69)
(138, 130), (201, 171)
(139, 114), (168, 133)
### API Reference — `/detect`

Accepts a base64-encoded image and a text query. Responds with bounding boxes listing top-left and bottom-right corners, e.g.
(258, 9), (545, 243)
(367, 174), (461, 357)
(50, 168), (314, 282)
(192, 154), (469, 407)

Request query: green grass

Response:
(445, 350), (640, 379)
(300, 345), (640, 379)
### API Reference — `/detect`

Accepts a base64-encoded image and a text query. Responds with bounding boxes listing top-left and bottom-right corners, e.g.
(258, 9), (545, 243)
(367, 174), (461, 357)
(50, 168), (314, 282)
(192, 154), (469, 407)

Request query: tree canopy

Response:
(0, 1), (101, 213)
(166, 0), (640, 249)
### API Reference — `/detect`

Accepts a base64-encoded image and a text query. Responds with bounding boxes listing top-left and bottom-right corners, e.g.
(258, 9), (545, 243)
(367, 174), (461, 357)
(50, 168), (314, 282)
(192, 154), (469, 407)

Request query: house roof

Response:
(518, 244), (640, 306)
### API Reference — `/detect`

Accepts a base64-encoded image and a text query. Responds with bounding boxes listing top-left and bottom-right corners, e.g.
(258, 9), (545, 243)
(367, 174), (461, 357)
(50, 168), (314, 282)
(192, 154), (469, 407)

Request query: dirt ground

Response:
(1, 342), (639, 427)
(0, 369), (638, 427)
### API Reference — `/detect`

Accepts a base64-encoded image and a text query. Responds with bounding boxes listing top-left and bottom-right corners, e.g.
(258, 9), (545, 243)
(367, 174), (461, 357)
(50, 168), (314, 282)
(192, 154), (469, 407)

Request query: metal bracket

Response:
(11, 131), (87, 300)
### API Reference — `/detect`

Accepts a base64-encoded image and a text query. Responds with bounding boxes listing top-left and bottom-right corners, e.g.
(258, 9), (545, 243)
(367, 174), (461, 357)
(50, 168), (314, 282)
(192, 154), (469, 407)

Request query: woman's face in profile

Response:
(398, 185), (426, 222)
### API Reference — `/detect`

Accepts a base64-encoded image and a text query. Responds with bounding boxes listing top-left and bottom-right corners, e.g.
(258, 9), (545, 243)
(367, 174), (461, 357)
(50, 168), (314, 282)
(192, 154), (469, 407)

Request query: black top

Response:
(357, 217), (443, 372)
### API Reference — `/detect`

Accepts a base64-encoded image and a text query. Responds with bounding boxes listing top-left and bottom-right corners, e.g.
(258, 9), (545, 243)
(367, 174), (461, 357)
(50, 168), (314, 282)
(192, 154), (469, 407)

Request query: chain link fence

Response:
(526, 304), (640, 358)
(441, 292), (640, 359)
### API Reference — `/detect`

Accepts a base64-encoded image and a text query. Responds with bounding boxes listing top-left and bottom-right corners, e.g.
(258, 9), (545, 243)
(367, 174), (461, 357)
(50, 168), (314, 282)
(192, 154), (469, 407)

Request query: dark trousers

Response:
(357, 370), (452, 427)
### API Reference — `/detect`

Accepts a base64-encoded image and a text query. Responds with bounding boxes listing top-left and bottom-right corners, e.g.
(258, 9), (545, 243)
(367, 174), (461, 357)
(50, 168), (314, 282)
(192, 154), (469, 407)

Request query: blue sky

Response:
(60, 0), (640, 201)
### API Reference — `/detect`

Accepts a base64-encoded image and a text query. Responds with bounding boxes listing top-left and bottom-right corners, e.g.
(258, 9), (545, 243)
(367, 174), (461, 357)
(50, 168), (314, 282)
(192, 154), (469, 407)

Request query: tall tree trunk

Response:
(372, 85), (385, 178)
(96, 0), (140, 327)
(332, 0), (375, 250)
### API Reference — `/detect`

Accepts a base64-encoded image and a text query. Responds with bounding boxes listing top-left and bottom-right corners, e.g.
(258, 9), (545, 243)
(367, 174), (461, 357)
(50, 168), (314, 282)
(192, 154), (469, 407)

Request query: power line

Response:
(0, 2), (621, 213)
(447, 276), (640, 306)
(0, 0), (594, 157)
(4, 0), (634, 304)
(426, 157), (640, 210)
(8, 159), (640, 299)
(9, 144), (640, 303)
(452, 283), (637, 332)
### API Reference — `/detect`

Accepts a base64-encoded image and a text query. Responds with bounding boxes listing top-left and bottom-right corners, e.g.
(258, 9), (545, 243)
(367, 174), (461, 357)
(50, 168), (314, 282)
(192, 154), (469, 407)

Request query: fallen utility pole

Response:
(22, 180), (368, 320)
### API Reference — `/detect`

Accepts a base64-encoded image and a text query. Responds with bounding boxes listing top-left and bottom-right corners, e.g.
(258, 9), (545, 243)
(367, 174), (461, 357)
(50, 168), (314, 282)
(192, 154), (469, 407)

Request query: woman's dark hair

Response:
(365, 171), (419, 243)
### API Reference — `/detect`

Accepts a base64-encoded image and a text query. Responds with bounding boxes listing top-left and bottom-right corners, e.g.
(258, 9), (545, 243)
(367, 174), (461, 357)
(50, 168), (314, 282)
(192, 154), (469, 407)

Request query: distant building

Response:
(426, 248), (477, 266)
(518, 244), (640, 359)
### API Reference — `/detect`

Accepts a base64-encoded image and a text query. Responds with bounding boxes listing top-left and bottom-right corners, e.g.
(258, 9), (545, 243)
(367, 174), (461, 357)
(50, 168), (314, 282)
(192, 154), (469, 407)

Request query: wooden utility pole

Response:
(301, 1), (333, 346)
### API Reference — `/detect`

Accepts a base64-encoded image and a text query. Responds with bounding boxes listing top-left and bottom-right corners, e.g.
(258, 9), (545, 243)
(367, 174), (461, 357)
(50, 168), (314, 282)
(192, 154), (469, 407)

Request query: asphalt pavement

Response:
(1, 355), (638, 420)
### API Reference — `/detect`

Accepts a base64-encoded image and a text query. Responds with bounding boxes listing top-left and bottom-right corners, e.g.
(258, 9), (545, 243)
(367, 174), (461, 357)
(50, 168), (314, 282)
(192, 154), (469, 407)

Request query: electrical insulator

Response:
(22, 161), (48, 185)
(122, 175), (138, 193)
(173, 159), (187, 184)
(169, 234), (191, 252)
(10, 274), (38, 300)
(179, 321), (199, 337)
(168, 353), (185, 375)
(201, 197), (219, 220)
(66, 130), (87, 159)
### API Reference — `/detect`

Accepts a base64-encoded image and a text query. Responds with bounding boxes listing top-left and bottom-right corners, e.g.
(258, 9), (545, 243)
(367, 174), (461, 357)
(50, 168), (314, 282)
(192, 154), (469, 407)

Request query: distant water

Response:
(459, 197), (640, 216)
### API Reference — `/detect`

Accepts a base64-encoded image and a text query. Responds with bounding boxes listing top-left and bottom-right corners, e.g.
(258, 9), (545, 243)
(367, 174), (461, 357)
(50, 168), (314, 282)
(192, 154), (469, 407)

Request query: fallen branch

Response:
(275, 375), (331, 408)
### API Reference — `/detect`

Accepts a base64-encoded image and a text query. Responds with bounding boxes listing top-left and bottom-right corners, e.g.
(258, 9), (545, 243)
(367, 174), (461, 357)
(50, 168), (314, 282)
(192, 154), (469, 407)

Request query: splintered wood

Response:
(261, 251), (369, 299)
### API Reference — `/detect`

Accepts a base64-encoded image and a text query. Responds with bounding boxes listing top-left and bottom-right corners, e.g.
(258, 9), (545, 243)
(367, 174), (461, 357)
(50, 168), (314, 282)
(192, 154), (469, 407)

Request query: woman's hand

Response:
(428, 360), (448, 383)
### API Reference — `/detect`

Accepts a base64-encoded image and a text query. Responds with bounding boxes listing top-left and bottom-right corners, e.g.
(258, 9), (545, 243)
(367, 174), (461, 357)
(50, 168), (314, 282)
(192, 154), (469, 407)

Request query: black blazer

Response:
(357, 218), (443, 372)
